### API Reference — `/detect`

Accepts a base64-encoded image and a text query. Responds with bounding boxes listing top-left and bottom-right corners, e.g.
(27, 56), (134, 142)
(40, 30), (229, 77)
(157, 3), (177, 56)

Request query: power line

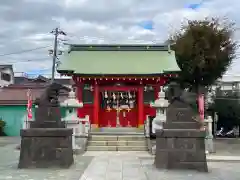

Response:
(0, 45), (51, 57)
(1, 57), (51, 64)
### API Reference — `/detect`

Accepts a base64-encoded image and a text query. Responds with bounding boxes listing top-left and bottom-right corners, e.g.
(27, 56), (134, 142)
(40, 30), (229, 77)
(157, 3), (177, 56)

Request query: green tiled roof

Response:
(57, 44), (180, 75)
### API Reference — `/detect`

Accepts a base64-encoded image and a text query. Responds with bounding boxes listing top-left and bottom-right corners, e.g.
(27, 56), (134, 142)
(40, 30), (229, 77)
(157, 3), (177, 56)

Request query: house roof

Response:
(54, 78), (72, 85)
(14, 75), (72, 85)
(57, 44), (180, 76)
(14, 76), (29, 84)
(0, 83), (70, 105)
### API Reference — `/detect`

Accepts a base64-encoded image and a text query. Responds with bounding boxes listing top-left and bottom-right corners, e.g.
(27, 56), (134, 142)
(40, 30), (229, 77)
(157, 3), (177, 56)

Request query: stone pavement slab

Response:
(0, 144), (93, 180)
(79, 151), (240, 180)
(1, 137), (240, 180)
(207, 155), (240, 162)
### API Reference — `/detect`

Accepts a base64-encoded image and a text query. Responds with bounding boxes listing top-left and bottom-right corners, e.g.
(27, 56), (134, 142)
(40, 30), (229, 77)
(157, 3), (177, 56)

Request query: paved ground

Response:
(214, 138), (240, 156)
(80, 151), (240, 180)
(0, 137), (93, 180)
(1, 137), (240, 180)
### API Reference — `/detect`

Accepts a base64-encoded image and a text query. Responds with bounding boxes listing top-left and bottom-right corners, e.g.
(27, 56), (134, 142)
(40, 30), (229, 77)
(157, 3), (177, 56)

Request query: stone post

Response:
(204, 116), (215, 154)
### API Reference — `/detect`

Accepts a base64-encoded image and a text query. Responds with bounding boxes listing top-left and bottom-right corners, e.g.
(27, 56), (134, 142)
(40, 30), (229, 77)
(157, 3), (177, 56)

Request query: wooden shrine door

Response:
(99, 86), (138, 127)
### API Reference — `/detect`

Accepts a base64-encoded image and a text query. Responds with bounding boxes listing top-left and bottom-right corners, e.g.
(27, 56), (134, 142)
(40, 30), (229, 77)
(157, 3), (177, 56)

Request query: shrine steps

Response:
(87, 128), (147, 151)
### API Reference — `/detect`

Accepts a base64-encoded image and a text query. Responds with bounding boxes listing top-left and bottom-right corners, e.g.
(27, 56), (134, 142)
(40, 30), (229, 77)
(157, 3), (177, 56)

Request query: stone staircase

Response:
(86, 128), (147, 151)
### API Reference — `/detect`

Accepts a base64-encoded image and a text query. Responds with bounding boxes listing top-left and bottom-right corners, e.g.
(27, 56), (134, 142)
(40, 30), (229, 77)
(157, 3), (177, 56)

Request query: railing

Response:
(22, 117), (33, 129)
(144, 115), (157, 154)
(63, 115), (90, 152)
(144, 115), (150, 138)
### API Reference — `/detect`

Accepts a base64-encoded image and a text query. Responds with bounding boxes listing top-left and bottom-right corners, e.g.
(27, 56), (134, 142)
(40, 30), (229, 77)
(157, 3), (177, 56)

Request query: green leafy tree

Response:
(210, 88), (240, 128)
(170, 18), (238, 92)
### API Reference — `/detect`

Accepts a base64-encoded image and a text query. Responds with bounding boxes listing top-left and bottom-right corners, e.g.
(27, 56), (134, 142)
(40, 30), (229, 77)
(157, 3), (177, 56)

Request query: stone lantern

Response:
(150, 86), (169, 154)
(61, 89), (84, 152)
(150, 86), (169, 132)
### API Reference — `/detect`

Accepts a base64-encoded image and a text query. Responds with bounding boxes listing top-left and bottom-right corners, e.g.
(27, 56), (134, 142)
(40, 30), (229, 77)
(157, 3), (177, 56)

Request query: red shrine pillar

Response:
(77, 81), (84, 118)
(155, 85), (160, 99)
(93, 83), (99, 127)
(138, 86), (144, 127)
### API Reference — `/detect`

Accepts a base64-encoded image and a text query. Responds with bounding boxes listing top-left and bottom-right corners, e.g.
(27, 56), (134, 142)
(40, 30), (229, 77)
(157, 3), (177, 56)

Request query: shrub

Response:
(0, 119), (6, 136)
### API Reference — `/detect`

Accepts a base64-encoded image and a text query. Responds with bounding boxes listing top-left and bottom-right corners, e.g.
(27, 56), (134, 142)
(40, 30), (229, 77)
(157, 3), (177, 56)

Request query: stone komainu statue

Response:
(31, 83), (65, 128)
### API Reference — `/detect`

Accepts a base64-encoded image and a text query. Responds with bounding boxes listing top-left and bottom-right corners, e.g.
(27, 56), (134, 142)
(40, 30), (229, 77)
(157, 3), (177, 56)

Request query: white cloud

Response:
(0, 0), (239, 77)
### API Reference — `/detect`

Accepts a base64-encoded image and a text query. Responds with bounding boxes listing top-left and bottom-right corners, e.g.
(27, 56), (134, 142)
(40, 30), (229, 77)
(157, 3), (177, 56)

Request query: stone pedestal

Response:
(18, 83), (74, 169)
(155, 129), (207, 172)
(30, 121), (66, 128)
(18, 128), (73, 168)
(154, 96), (208, 172)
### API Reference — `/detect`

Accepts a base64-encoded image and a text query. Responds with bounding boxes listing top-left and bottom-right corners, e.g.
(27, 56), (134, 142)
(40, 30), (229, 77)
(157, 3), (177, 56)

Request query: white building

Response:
(214, 75), (240, 91)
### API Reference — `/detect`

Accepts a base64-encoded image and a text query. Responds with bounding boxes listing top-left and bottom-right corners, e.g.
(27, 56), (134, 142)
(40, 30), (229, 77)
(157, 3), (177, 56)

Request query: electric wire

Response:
(0, 45), (52, 57)
(0, 57), (51, 64)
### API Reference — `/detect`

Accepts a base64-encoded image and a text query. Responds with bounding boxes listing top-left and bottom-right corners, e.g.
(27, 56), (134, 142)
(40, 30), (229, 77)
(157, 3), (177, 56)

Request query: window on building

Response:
(1, 72), (11, 82)
(82, 84), (94, 104)
(143, 85), (155, 104)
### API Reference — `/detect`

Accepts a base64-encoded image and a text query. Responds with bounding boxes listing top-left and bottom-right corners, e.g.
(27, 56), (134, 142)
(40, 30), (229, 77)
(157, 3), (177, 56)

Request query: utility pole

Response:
(50, 27), (66, 82)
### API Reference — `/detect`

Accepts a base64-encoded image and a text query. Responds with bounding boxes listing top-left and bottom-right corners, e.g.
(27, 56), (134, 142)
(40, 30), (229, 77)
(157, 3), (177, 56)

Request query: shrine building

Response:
(57, 44), (180, 128)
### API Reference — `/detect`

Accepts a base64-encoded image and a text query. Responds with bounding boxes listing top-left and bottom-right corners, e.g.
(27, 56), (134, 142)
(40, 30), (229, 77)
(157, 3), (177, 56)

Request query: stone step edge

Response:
(90, 138), (146, 140)
(207, 155), (240, 162)
(145, 154), (240, 162)
(90, 135), (145, 137)
(87, 145), (147, 148)
(88, 140), (146, 143)
(90, 132), (144, 135)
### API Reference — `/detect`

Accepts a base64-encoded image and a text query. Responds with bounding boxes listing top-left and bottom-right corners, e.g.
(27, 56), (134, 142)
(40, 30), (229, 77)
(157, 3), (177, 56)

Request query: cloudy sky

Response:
(0, 0), (239, 78)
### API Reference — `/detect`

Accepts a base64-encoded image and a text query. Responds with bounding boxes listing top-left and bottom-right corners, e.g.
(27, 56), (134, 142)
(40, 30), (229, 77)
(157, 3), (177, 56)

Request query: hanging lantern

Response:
(144, 86), (148, 92)
(120, 92), (124, 99)
(104, 91), (108, 98)
(90, 85), (93, 91)
(113, 93), (116, 100)
(128, 91), (132, 99)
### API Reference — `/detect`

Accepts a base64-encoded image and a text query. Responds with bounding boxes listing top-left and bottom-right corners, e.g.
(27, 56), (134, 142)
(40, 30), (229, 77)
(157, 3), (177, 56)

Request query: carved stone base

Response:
(30, 121), (66, 128)
(18, 128), (74, 169)
(154, 129), (208, 172)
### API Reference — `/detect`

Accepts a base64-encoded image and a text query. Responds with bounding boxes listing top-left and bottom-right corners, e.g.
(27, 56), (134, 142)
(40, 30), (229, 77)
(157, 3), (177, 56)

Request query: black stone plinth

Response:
(30, 121), (66, 128)
(18, 128), (74, 169)
(154, 129), (208, 172)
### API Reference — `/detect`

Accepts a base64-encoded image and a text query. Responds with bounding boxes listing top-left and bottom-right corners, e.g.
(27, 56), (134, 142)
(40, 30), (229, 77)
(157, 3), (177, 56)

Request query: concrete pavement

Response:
(0, 138), (93, 180)
(80, 151), (240, 180)
(1, 137), (240, 180)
